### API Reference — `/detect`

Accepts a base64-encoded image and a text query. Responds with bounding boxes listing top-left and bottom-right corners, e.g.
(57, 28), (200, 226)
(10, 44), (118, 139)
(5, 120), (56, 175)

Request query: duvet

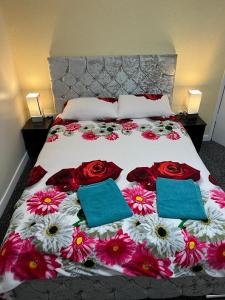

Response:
(0, 117), (225, 293)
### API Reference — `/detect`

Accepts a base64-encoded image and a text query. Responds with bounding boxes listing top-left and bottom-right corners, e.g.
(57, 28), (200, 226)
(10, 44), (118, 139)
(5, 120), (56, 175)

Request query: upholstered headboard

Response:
(48, 55), (177, 113)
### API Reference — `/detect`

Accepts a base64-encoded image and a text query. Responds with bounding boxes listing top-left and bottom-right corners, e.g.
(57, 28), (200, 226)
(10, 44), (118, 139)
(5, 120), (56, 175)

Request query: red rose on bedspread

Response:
(151, 161), (200, 181)
(127, 167), (157, 191)
(46, 168), (80, 192)
(127, 162), (200, 191)
(26, 165), (47, 187)
(98, 97), (118, 103)
(76, 160), (123, 185)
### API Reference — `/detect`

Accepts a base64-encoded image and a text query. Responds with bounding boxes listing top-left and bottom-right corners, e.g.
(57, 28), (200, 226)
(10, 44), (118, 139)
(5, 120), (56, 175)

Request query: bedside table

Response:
(177, 114), (206, 152)
(22, 118), (53, 160)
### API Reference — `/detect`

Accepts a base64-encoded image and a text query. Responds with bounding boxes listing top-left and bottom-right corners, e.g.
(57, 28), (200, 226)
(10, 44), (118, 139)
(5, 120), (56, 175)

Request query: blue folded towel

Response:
(156, 178), (207, 220)
(77, 178), (133, 227)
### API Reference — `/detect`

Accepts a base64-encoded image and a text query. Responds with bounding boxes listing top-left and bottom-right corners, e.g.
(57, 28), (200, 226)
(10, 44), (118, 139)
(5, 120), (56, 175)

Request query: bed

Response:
(1, 55), (225, 300)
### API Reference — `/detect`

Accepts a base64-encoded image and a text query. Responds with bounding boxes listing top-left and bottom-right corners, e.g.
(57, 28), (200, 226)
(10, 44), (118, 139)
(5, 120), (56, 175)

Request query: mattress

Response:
(0, 117), (225, 298)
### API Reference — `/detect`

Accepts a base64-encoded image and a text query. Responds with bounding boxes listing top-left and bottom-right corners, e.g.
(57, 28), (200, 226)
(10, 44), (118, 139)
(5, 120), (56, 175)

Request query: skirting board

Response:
(0, 151), (28, 218)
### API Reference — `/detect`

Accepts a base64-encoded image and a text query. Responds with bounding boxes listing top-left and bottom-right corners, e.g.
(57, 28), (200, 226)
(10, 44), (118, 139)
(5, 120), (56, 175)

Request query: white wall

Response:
(0, 9), (27, 216)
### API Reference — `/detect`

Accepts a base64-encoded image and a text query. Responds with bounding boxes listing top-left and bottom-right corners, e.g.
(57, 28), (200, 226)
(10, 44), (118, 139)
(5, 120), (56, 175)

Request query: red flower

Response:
(166, 131), (180, 140)
(52, 117), (63, 126)
(47, 134), (59, 142)
(122, 122), (139, 130)
(82, 131), (99, 140)
(26, 165), (47, 187)
(0, 232), (24, 275)
(98, 97), (118, 103)
(207, 242), (225, 270)
(127, 167), (157, 191)
(65, 122), (81, 131)
(135, 94), (163, 100)
(123, 243), (173, 278)
(76, 160), (122, 185)
(105, 132), (119, 141)
(150, 161), (200, 181)
(46, 168), (80, 192)
(209, 175), (219, 186)
(12, 239), (60, 280)
(27, 188), (66, 215)
(142, 130), (159, 140)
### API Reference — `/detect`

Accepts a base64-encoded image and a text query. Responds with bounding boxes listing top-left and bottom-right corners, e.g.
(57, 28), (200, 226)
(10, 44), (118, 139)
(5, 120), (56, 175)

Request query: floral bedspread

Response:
(0, 117), (225, 294)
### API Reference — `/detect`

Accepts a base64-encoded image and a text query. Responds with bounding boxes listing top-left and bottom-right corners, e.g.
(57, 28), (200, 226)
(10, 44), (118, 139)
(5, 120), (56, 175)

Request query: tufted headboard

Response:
(48, 55), (177, 113)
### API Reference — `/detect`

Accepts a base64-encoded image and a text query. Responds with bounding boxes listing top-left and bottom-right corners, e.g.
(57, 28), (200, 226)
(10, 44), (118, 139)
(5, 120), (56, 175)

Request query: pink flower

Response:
(65, 122), (81, 131)
(210, 189), (225, 208)
(207, 241), (225, 269)
(0, 232), (24, 275)
(27, 188), (67, 215)
(47, 134), (59, 142)
(105, 132), (119, 141)
(96, 230), (136, 265)
(82, 131), (99, 140)
(123, 243), (173, 278)
(166, 131), (180, 140)
(174, 230), (206, 268)
(61, 227), (95, 262)
(122, 122), (139, 130)
(12, 239), (60, 280)
(122, 185), (155, 215)
(142, 130), (159, 140)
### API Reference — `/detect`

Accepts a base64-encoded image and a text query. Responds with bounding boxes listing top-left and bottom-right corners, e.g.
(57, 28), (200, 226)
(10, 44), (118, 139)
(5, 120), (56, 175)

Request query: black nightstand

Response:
(22, 118), (53, 160)
(177, 114), (206, 152)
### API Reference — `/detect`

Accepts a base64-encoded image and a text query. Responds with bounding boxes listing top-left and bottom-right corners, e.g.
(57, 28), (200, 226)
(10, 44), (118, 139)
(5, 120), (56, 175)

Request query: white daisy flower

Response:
(122, 129), (132, 136)
(50, 125), (65, 134)
(139, 214), (185, 257)
(17, 215), (41, 239)
(122, 215), (145, 243)
(106, 123), (121, 131)
(174, 263), (206, 277)
(59, 194), (80, 215)
(81, 222), (121, 239)
(185, 203), (225, 242)
(93, 128), (109, 136)
(79, 124), (95, 132)
(63, 130), (75, 137)
(161, 120), (179, 130)
(33, 213), (73, 253)
(153, 127), (171, 136)
(137, 124), (152, 132)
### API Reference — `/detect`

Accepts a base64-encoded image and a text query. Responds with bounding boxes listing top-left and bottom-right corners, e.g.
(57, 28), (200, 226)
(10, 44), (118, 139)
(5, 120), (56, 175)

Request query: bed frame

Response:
(9, 55), (225, 300)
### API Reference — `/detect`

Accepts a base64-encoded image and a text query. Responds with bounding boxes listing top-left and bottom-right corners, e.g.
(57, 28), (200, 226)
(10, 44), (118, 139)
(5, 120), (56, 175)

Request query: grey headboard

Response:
(48, 55), (177, 113)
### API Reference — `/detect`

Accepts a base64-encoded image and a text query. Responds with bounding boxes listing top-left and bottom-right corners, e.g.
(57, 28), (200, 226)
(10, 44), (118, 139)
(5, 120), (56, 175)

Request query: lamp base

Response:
(31, 116), (44, 123)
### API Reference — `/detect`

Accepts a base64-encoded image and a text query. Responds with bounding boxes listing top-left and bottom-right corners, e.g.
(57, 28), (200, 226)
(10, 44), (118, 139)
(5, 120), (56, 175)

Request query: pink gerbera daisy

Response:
(47, 134), (59, 142)
(105, 132), (119, 141)
(122, 122), (139, 130)
(61, 227), (95, 262)
(0, 232), (24, 275)
(210, 189), (225, 208)
(174, 230), (206, 268)
(96, 230), (136, 265)
(142, 130), (159, 140)
(122, 185), (155, 215)
(123, 243), (173, 278)
(82, 131), (99, 140)
(13, 238), (60, 280)
(166, 131), (180, 140)
(65, 122), (81, 131)
(27, 188), (67, 215)
(207, 241), (225, 269)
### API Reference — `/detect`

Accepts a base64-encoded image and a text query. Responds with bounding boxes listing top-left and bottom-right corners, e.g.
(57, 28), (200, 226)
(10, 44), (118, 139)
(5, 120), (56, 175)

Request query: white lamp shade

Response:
(187, 90), (202, 114)
(26, 93), (41, 117)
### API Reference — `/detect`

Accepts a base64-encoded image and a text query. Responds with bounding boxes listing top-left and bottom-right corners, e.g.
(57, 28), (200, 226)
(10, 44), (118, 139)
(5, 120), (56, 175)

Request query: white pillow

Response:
(118, 94), (173, 119)
(61, 97), (118, 120)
